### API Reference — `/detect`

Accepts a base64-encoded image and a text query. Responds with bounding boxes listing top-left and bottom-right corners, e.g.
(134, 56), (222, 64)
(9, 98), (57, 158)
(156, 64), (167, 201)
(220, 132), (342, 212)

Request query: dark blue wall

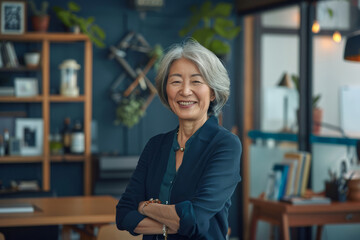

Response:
(2, 0), (243, 237)
(40, 0), (239, 155)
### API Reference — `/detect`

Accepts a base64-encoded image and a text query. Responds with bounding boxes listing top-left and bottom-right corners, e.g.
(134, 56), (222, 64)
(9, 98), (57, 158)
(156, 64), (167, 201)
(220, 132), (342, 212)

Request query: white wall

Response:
(254, 3), (360, 240)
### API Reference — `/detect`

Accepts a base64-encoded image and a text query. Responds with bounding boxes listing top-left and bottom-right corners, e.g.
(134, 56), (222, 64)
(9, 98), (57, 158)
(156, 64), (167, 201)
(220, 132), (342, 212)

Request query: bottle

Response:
(71, 120), (84, 154)
(61, 118), (72, 154)
(3, 129), (10, 156)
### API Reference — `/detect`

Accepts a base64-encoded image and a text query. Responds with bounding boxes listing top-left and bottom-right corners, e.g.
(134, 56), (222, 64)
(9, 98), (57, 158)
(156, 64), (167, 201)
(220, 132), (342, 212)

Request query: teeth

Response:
(179, 101), (195, 106)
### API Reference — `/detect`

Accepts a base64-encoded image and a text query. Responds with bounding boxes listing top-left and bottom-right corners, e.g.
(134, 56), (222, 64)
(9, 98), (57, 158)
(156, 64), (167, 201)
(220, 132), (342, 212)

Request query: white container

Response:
(24, 52), (40, 67)
(59, 59), (80, 97)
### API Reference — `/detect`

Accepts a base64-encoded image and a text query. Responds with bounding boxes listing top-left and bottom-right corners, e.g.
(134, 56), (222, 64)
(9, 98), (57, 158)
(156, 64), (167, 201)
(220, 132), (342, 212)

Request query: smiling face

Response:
(166, 58), (215, 123)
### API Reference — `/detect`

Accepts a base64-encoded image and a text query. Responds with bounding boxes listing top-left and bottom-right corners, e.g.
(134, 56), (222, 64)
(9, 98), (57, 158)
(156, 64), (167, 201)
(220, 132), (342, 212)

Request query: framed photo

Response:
(15, 118), (43, 156)
(15, 78), (38, 97)
(0, 0), (26, 35)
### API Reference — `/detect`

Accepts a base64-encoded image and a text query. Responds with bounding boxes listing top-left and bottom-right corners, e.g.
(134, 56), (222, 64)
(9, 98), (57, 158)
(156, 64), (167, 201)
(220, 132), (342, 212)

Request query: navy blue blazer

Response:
(116, 116), (242, 240)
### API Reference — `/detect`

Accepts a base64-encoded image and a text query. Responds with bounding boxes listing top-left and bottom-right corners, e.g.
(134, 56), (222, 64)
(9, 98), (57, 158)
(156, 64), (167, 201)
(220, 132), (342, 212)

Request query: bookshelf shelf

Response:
(49, 95), (85, 102)
(50, 155), (86, 162)
(248, 130), (359, 146)
(0, 96), (43, 102)
(0, 32), (93, 195)
(0, 66), (41, 72)
(0, 156), (43, 163)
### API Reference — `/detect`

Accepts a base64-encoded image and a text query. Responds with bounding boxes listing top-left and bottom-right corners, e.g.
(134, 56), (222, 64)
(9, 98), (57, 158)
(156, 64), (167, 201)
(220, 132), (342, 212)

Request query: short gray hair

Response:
(155, 39), (230, 116)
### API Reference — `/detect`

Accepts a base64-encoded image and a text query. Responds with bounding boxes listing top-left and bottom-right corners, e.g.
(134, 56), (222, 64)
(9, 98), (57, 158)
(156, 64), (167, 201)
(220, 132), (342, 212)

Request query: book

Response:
(283, 159), (298, 196)
(300, 152), (311, 196)
(0, 203), (35, 213)
(264, 171), (276, 200)
(273, 163), (290, 200)
(0, 87), (15, 96)
(284, 152), (305, 196)
(281, 196), (331, 205)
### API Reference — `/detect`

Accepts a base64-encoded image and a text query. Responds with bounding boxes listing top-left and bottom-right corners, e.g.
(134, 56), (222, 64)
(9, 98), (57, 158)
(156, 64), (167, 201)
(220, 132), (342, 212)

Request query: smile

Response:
(178, 101), (196, 106)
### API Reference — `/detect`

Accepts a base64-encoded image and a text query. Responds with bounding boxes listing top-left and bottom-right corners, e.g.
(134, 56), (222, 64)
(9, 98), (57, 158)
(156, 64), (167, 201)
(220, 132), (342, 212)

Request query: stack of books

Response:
(264, 151), (312, 201)
(0, 41), (19, 68)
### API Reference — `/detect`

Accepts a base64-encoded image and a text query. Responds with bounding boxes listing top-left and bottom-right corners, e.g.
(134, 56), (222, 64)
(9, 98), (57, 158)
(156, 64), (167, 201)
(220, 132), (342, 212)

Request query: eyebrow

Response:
(168, 73), (202, 78)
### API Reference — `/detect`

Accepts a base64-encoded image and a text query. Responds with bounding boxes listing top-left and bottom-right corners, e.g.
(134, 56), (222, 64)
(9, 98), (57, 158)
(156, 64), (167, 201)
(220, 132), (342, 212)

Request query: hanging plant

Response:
(115, 95), (145, 128)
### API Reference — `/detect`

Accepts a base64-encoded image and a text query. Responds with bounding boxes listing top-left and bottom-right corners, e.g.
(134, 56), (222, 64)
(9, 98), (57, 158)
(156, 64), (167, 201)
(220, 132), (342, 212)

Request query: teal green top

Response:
(158, 128), (199, 205)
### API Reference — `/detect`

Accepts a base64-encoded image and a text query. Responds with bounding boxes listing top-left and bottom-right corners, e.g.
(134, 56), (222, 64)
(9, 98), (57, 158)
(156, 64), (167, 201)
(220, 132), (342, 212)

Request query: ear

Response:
(210, 90), (216, 101)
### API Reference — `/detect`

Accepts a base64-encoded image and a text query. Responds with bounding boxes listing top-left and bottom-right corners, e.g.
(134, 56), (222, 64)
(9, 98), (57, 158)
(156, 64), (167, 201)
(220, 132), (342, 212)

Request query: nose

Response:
(180, 81), (192, 96)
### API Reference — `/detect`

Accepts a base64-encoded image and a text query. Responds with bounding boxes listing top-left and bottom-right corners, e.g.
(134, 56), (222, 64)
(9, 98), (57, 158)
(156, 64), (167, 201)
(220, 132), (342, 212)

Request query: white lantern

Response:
(59, 59), (81, 97)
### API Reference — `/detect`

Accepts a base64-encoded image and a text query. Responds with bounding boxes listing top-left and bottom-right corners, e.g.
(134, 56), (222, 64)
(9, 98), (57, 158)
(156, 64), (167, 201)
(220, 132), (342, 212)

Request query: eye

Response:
(192, 80), (203, 85)
(169, 79), (181, 85)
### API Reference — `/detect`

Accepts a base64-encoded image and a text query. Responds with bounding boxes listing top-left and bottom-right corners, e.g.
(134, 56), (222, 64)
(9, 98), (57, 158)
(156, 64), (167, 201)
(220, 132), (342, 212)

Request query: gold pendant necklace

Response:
(177, 130), (185, 152)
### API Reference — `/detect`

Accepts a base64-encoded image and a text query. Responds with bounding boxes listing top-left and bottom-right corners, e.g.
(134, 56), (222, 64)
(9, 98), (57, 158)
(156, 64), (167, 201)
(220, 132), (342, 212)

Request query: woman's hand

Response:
(138, 201), (146, 214)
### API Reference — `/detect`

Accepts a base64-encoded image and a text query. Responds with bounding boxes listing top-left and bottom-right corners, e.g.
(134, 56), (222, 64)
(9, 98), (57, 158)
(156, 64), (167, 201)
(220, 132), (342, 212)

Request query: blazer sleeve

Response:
(175, 132), (242, 238)
(115, 137), (155, 235)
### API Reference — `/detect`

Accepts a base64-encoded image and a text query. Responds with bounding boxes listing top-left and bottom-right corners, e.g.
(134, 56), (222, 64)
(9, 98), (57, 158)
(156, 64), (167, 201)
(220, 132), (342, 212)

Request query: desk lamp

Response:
(277, 73), (293, 132)
(343, 30), (360, 163)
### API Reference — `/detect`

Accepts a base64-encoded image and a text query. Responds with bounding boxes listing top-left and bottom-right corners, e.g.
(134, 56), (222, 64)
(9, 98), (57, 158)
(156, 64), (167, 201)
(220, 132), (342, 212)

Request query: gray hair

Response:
(155, 39), (230, 116)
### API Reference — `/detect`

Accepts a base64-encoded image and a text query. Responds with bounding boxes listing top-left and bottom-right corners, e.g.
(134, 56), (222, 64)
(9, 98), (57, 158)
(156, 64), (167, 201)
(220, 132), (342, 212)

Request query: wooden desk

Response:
(0, 195), (117, 240)
(250, 198), (360, 240)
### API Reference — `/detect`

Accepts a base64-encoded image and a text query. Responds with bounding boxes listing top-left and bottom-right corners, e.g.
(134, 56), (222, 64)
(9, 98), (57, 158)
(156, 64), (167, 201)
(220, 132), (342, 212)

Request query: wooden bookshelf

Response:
(0, 33), (93, 195)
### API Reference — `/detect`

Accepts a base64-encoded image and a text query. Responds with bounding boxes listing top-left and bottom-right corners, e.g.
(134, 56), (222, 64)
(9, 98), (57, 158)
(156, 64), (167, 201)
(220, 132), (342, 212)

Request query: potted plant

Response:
(291, 74), (322, 134)
(179, 1), (241, 58)
(28, 0), (50, 32)
(115, 96), (145, 128)
(53, 1), (106, 48)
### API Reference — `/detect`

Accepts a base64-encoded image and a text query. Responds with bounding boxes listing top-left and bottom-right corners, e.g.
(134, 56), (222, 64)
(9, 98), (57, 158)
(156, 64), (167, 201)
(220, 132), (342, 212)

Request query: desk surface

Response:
(0, 195), (118, 227)
(250, 197), (360, 226)
(250, 198), (360, 213)
(250, 198), (360, 240)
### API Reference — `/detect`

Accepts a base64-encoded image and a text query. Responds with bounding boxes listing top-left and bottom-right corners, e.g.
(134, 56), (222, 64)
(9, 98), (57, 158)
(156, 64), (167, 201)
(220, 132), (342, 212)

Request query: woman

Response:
(116, 39), (241, 240)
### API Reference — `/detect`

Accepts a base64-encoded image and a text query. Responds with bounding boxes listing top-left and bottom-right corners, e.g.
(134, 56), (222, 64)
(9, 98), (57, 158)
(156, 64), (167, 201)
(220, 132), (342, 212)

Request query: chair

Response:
(97, 224), (142, 240)
(0, 232), (5, 240)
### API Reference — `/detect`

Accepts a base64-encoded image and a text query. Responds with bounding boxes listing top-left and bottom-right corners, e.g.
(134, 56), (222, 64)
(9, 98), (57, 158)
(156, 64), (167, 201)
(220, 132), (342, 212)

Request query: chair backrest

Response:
(97, 224), (142, 240)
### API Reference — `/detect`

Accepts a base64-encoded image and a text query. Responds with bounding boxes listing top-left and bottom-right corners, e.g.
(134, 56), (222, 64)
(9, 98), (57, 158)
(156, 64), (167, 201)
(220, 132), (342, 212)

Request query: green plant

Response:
(115, 96), (145, 128)
(179, 1), (241, 56)
(53, 1), (106, 48)
(291, 74), (321, 108)
(28, 0), (49, 16)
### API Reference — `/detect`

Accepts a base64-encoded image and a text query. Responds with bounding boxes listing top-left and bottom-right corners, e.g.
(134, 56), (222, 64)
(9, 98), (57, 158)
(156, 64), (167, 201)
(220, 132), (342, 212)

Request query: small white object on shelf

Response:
(0, 203), (34, 213)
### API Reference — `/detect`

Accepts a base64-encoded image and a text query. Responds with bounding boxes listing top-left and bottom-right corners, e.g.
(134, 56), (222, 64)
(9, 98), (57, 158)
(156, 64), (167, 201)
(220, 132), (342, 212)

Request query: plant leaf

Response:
(214, 18), (240, 39)
(200, 1), (212, 17)
(209, 39), (230, 55)
(327, 8), (333, 18)
(91, 25), (106, 39)
(192, 28), (215, 48)
(291, 74), (300, 92)
(211, 2), (232, 17)
(68, 1), (80, 12)
(179, 14), (202, 37)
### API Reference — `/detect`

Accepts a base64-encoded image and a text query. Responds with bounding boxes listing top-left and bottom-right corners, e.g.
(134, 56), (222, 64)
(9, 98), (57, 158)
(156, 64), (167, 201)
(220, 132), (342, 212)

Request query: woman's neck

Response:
(177, 116), (208, 146)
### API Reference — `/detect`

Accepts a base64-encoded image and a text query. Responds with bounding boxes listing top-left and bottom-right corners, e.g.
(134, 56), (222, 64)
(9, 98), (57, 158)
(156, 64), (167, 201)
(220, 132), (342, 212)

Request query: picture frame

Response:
(15, 78), (38, 97)
(15, 118), (43, 156)
(0, 0), (26, 35)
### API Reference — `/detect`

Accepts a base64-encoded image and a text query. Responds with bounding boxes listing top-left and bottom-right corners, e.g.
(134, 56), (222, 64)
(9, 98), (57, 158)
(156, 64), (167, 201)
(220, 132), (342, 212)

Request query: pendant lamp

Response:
(344, 30), (360, 62)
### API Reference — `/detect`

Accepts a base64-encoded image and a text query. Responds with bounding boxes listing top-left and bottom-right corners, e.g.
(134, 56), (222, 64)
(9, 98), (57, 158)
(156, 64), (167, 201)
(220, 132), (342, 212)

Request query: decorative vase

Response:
(312, 108), (323, 135)
(31, 15), (50, 32)
(296, 108), (323, 135)
(24, 52), (41, 67)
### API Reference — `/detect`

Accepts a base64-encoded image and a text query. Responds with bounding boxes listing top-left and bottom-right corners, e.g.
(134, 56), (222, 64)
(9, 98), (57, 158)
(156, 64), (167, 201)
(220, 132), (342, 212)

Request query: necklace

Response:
(177, 130), (185, 152)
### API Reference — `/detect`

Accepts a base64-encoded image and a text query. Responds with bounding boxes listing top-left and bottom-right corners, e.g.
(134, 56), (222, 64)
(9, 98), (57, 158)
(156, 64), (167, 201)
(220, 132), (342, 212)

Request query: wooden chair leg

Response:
(249, 206), (260, 240)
